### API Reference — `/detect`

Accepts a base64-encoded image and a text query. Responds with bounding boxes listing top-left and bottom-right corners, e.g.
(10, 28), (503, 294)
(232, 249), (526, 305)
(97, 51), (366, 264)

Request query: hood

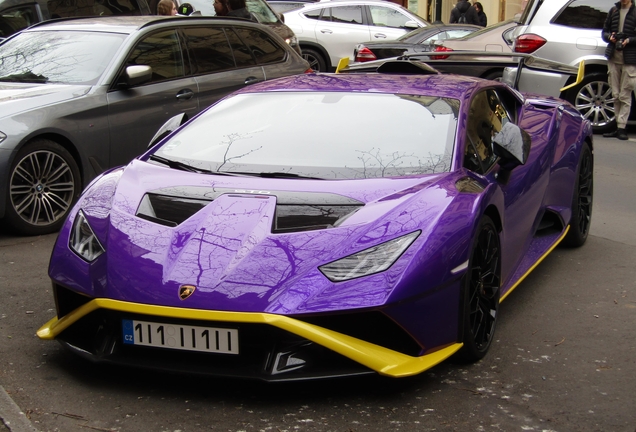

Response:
(0, 83), (91, 119)
(51, 160), (468, 315)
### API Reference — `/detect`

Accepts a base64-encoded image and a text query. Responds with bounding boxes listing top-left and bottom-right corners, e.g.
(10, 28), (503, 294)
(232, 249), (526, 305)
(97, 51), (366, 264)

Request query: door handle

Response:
(320, 29), (333, 34)
(245, 76), (261, 85)
(374, 33), (387, 39)
(176, 89), (195, 100)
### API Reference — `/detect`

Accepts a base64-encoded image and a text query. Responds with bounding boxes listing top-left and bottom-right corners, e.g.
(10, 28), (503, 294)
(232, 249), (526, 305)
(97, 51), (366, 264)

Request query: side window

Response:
(328, 6), (363, 24)
(552, 0), (610, 30)
(123, 30), (185, 84)
(183, 27), (235, 74)
(0, 5), (37, 38)
(368, 5), (412, 29)
(225, 28), (258, 68)
(303, 8), (322, 20)
(233, 27), (286, 65)
(464, 89), (508, 174)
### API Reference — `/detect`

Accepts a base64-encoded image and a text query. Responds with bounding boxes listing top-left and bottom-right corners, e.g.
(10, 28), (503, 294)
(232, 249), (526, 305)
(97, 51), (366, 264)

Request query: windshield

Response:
(152, 92), (458, 179)
(456, 19), (515, 40)
(0, 30), (126, 84)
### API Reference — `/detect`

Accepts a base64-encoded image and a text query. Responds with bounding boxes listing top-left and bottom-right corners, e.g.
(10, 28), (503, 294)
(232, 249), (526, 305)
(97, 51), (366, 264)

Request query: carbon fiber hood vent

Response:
(135, 186), (364, 232)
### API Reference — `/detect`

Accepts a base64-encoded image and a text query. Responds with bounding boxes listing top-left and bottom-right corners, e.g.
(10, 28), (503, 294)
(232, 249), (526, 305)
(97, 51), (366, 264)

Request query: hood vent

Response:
(135, 186), (364, 231)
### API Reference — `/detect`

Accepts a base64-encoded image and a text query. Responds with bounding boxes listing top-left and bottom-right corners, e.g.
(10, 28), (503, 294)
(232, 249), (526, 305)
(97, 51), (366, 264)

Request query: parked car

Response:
(510, 0), (616, 133)
(174, 0), (302, 54)
(0, 16), (310, 235)
(429, 19), (518, 80)
(352, 23), (479, 63)
(283, 0), (430, 71)
(37, 68), (593, 381)
(0, 0), (151, 39)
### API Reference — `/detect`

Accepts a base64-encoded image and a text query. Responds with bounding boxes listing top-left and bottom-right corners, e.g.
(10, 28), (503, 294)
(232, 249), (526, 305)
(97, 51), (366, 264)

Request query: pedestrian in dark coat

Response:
(474, 2), (487, 27)
(602, 0), (636, 140)
(449, 0), (479, 25)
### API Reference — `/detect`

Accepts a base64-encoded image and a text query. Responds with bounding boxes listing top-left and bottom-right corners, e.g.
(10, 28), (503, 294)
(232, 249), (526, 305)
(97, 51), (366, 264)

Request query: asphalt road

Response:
(0, 135), (635, 432)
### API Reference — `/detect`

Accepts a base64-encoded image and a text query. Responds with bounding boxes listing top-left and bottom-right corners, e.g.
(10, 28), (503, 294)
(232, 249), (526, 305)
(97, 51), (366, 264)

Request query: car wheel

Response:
(562, 142), (593, 248)
(566, 72), (614, 133)
(302, 48), (327, 72)
(5, 139), (81, 235)
(457, 215), (501, 362)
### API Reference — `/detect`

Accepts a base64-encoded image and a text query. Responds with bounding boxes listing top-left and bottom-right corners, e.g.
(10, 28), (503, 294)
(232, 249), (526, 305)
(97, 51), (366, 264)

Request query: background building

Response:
(390, 0), (527, 24)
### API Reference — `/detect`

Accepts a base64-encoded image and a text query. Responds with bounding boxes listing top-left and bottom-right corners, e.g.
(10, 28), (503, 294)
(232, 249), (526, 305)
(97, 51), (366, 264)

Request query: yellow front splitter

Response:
(37, 299), (462, 378)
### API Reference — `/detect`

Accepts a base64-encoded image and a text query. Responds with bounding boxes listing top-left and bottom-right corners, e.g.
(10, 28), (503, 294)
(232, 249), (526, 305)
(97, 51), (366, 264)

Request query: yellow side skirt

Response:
(37, 298), (461, 378)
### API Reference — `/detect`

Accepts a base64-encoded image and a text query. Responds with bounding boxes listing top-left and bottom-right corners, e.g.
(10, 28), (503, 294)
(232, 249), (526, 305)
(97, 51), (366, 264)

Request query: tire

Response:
(302, 48), (328, 72)
(565, 72), (614, 134)
(562, 143), (593, 248)
(5, 139), (81, 236)
(457, 215), (501, 363)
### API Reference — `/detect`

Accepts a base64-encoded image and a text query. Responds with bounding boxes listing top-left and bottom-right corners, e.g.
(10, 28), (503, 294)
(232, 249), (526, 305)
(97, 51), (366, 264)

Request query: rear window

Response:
(552, 0), (611, 30)
(154, 92), (458, 179)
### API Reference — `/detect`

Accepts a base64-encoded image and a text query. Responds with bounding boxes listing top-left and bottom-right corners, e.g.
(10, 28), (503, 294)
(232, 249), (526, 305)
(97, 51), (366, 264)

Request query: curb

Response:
(0, 386), (39, 432)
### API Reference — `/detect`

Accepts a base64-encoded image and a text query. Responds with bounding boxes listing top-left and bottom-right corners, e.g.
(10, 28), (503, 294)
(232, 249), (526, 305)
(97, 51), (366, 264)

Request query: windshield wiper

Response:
(0, 71), (48, 83)
(148, 155), (214, 174)
(226, 171), (324, 180)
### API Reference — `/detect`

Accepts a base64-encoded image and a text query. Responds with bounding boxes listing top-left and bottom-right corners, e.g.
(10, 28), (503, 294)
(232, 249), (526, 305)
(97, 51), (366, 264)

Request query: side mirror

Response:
(120, 65), (152, 88)
(404, 20), (420, 29)
(148, 113), (189, 149)
(493, 122), (531, 170)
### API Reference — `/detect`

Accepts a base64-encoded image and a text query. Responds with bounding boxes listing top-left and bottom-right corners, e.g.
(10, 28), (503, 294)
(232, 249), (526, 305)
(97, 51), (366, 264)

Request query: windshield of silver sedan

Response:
(0, 31), (127, 84)
(152, 92), (458, 180)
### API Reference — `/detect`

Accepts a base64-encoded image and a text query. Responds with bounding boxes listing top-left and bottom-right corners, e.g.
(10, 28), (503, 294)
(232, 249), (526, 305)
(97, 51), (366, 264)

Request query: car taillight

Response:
(355, 47), (377, 62)
(513, 34), (547, 54)
(431, 46), (452, 60)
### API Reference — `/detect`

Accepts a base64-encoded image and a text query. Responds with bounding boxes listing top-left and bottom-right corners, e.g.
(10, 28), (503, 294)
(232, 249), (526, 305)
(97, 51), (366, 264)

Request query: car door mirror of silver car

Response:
(148, 113), (189, 149)
(404, 20), (420, 29)
(121, 65), (153, 89)
(493, 122), (531, 171)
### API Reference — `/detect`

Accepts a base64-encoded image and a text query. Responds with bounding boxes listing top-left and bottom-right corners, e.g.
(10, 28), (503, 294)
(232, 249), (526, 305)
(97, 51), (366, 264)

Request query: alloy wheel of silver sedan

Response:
(7, 140), (80, 235)
(571, 74), (614, 133)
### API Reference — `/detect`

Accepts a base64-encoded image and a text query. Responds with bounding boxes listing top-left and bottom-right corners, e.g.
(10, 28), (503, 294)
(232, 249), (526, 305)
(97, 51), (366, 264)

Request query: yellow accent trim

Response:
(499, 226), (570, 303)
(37, 299), (462, 377)
(560, 61), (585, 92)
(335, 57), (349, 74)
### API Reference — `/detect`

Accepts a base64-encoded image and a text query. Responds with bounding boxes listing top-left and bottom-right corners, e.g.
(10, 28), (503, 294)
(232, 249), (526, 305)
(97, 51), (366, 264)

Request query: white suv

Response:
(283, 0), (429, 71)
(511, 0), (614, 133)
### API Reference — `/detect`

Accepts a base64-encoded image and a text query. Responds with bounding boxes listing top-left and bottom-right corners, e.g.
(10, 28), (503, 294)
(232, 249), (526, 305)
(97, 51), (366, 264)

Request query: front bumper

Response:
(38, 297), (462, 381)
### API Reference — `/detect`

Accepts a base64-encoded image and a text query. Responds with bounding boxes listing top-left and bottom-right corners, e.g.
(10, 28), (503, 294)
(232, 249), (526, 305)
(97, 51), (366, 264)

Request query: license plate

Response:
(122, 319), (239, 354)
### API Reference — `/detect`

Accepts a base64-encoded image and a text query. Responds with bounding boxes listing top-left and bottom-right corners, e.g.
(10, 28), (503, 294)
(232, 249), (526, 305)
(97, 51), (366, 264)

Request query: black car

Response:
(353, 24), (479, 63)
(0, 16), (310, 235)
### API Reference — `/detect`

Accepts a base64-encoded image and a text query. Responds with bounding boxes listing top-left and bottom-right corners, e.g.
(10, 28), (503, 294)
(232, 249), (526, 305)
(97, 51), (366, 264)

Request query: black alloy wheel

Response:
(458, 215), (501, 362)
(6, 139), (81, 235)
(562, 143), (593, 247)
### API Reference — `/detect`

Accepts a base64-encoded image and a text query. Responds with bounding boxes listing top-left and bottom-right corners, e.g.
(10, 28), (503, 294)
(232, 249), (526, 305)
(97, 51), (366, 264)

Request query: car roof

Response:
(22, 15), (260, 34)
(236, 72), (485, 100)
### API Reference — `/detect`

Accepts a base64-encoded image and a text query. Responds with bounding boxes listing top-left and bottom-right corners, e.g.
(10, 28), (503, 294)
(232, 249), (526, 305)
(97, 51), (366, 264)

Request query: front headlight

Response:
(319, 231), (420, 282)
(69, 210), (105, 262)
(0, 131), (6, 144)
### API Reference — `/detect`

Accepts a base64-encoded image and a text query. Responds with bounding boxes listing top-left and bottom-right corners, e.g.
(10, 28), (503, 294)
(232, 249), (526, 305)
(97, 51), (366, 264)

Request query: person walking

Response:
(449, 0), (479, 25)
(474, 2), (487, 27)
(227, 0), (258, 21)
(602, 0), (636, 140)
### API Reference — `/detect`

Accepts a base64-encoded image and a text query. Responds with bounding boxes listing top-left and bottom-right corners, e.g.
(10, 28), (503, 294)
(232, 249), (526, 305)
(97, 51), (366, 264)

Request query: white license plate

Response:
(122, 319), (239, 354)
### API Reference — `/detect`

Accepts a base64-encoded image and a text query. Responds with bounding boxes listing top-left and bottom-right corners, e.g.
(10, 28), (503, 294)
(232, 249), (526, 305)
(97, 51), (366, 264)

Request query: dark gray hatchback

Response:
(0, 16), (310, 235)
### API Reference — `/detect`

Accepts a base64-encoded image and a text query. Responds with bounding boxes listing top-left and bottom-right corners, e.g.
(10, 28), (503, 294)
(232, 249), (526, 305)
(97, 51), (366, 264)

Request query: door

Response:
(315, 5), (371, 65)
(367, 4), (419, 42)
(107, 28), (199, 167)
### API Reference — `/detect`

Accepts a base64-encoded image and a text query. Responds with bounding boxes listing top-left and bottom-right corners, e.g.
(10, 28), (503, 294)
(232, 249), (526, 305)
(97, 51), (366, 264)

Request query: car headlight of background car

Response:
(0, 131), (6, 144)
(319, 231), (420, 282)
(69, 210), (105, 262)
(285, 35), (298, 47)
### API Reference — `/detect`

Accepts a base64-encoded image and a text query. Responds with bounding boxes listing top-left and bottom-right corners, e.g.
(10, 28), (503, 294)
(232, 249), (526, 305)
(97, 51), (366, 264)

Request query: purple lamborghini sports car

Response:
(38, 72), (593, 381)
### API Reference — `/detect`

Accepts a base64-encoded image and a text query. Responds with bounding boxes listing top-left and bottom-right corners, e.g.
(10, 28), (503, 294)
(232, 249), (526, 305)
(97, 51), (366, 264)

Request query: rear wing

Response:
(337, 52), (584, 94)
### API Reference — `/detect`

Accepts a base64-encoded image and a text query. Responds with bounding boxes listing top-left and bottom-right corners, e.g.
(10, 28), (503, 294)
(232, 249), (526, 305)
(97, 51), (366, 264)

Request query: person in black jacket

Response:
(227, 0), (258, 21)
(449, 0), (479, 25)
(602, 0), (636, 140)
(474, 2), (487, 27)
